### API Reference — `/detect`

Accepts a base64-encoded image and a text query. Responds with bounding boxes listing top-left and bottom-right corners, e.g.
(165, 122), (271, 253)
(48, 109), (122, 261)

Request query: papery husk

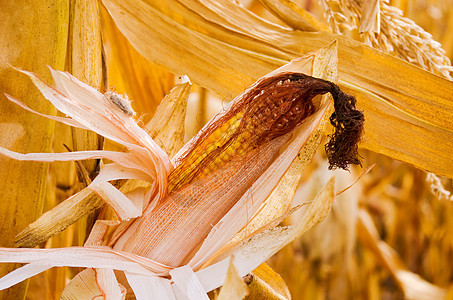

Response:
(268, 163), (360, 299)
(102, 0), (453, 178)
(14, 78), (191, 248)
(144, 77), (191, 158)
(194, 177), (335, 294)
(217, 257), (249, 300)
(0, 1), (68, 299)
(60, 269), (102, 300)
(114, 134), (291, 266)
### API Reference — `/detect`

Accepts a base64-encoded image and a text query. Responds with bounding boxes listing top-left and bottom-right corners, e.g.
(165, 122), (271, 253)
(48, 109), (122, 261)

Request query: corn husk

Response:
(217, 257), (249, 300)
(13, 78), (191, 248)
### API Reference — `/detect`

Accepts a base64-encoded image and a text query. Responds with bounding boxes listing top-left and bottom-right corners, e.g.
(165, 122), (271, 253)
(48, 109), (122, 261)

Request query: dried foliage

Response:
(0, 0), (452, 299)
(320, 0), (453, 78)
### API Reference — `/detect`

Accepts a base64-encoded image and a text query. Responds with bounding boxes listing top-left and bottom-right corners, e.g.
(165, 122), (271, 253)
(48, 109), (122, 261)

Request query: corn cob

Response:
(167, 72), (364, 193)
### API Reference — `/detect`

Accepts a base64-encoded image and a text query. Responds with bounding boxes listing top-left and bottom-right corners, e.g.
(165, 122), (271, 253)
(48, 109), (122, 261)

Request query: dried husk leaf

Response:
(0, 1), (68, 299)
(124, 272), (174, 300)
(244, 263), (290, 300)
(60, 269), (102, 300)
(115, 136), (290, 266)
(217, 258), (249, 300)
(14, 79), (190, 248)
(102, 0), (453, 178)
(196, 177), (335, 293)
(170, 266), (209, 299)
(144, 78), (191, 158)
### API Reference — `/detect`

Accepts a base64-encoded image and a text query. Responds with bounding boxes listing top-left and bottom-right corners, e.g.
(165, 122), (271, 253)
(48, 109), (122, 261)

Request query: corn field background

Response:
(0, 0), (453, 299)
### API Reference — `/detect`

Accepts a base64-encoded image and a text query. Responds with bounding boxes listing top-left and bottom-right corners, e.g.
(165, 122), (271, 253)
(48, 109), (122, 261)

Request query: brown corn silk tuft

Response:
(168, 72), (364, 192)
(111, 72), (363, 267)
(323, 79), (364, 170)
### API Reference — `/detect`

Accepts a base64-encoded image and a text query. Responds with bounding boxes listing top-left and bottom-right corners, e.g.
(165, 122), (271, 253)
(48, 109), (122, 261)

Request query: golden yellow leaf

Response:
(258, 0), (330, 31)
(0, 1), (68, 299)
(67, 0), (104, 177)
(100, 6), (174, 123)
(245, 263), (291, 300)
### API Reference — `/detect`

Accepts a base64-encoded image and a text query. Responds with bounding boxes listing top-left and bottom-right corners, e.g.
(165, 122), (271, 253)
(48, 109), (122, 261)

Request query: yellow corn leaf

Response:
(102, 0), (453, 178)
(0, 1), (68, 299)
(100, 6), (174, 123)
(67, 0), (104, 176)
(245, 263), (290, 300)
(258, 0), (330, 31)
(217, 257), (249, 300)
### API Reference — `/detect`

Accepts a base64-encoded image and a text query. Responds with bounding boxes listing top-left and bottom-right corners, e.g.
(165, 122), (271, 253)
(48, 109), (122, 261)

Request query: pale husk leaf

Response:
(60, 269), (101, 300)
(194, 177), (335, 293)
(13, 77), (191, 247)
(217, 257), (249, 300)
(124, 272), (175, 300)
(170, 265), (209, 300)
